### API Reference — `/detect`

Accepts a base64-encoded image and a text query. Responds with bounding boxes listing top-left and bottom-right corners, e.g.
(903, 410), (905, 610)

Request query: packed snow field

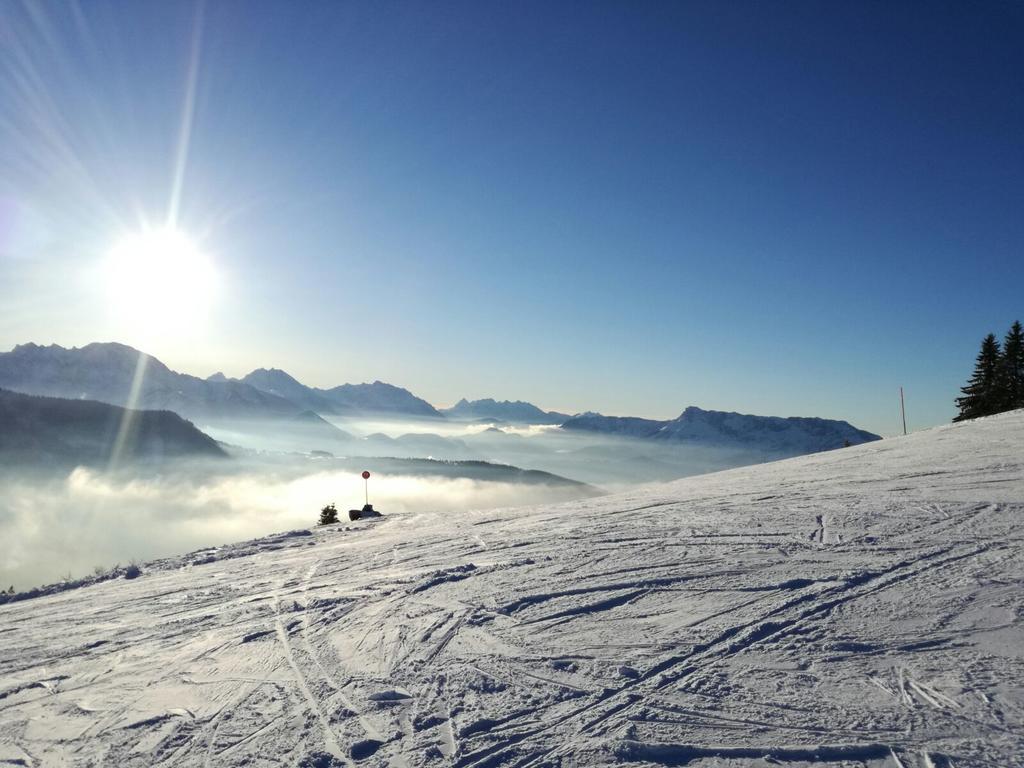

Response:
(1, 412), (1022, 767)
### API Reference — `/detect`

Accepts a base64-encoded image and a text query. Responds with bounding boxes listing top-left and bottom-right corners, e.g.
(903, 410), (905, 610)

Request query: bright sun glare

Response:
(103, 228), (218, 337)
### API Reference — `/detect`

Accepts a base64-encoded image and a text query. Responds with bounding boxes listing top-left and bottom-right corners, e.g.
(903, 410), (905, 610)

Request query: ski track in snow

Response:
(2, 411), (1024, 767)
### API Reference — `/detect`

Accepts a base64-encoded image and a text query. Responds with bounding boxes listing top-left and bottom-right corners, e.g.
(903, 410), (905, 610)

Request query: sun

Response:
(103, 227), (218, 337)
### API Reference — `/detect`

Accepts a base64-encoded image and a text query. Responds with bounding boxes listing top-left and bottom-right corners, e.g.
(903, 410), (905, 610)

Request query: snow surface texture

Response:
(1, 411), (1022, 767)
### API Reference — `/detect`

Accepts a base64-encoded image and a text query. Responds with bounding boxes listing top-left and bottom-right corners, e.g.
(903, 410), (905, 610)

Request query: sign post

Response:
(900, 387), (907, 436)
(362, 470), (370, 506)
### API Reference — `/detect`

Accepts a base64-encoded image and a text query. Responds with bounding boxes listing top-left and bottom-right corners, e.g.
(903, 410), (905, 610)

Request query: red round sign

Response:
(361, 471), (370, 479)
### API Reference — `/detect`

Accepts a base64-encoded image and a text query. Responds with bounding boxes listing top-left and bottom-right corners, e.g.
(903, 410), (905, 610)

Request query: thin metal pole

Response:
(364, 477), (368, 506)
(900, 386), (907, 436)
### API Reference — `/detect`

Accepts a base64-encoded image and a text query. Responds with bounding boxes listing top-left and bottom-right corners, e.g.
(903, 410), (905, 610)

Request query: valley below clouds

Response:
(0, 456), (595, 591)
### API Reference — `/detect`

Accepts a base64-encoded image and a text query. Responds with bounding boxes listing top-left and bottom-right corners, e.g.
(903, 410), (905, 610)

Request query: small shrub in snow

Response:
(319, 503), (339, 525)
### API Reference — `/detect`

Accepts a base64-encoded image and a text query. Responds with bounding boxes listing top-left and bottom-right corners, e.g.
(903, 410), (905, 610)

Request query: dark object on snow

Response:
(349, 503), (382, 521)
(319, 503), (339, 525)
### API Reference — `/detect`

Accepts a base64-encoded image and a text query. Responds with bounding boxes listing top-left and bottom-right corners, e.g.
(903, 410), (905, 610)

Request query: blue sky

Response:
(1, 1), (1021, 436)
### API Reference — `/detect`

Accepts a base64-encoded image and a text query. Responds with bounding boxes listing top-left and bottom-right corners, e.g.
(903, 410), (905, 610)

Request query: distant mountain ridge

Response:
(0, 387), (225, 467)
(323, 381), (440, 417)
(561, 406), (881, 454)
(0, 343), (441, 421)
(559, 412), (663, 436)
(0, 343), (297, 421)
(238, 368), (343, 414)
(0, 344), (881, 457)
(237, 368), (441, 417)
(443, 398), (569, 425)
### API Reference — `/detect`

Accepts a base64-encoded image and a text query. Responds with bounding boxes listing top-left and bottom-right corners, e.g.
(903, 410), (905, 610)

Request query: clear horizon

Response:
(2, 2), (1022, 438)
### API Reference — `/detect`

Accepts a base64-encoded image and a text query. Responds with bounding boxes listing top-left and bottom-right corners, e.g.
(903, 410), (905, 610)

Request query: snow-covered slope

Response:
(1, 411), (1022, 767)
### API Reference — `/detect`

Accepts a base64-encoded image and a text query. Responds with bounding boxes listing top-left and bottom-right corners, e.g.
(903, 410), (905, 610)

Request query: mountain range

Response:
(0, 343), (440, 422)
(0, 343), (297, 421)
(561, 406), (880, 453)
(0, 342), (881, 456)
(442, 398), (569, 424)
(233, 368), (441, 417)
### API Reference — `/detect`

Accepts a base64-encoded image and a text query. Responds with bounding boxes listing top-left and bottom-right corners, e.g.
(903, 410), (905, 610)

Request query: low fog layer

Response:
(0, 460), (591, 590)
(3, 413), (789, 591)
(202, 415), (774, 490)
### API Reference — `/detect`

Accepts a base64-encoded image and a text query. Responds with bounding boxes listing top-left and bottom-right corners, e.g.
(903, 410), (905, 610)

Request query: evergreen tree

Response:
(999, 320), (1024, 410)
(954, 334), (1002, 421)
(318, 503), (339, 525)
